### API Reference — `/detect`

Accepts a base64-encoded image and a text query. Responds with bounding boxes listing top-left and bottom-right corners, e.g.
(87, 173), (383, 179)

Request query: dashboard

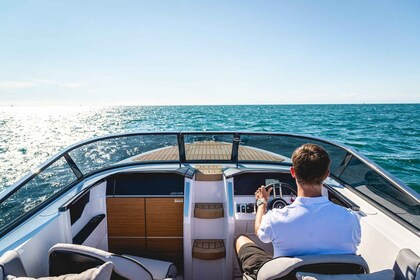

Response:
(233, 172), (297, 213)
(233, 172), (296, 195)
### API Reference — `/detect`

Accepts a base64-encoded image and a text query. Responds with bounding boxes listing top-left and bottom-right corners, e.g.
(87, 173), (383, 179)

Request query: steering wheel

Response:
(256, 182), (297, 211)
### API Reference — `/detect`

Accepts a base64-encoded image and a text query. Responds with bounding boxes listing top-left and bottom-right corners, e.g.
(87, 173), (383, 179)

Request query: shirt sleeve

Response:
(257, 212), (273, 243)
(351, 210), (362, 246)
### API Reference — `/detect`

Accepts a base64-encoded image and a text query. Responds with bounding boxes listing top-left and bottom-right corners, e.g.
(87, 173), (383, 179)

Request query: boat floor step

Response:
(194, 203), (224, 219)
(192, 239), (226, 260)
(195, 165), (223, 181)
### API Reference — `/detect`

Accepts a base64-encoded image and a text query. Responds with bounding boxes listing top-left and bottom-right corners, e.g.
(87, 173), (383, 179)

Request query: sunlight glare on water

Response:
(0, 104), (419, 193)
(0, 106), (113, 190)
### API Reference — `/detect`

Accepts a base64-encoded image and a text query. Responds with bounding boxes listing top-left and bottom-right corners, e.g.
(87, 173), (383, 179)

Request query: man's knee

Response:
(235, 234), (255, 253)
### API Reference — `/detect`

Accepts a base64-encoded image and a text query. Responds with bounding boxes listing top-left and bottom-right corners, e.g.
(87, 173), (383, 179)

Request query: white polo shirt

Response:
(257, 196), (361, 257)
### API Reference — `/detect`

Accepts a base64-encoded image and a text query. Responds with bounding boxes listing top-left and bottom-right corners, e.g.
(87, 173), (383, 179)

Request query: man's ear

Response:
(290, 167), (296, 178)
(324, 170), (330, 180)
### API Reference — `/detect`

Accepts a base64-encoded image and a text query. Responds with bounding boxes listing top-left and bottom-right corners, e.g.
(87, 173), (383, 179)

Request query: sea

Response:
(0, 104), (419, 193)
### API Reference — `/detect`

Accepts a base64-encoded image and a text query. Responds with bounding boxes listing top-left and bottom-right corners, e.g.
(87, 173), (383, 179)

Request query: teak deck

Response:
(133, 141), (284, 162)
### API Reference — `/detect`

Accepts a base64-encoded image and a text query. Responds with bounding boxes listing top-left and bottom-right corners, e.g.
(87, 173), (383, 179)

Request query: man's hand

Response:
(255, 185), (272, 201)
(254, 185), (272, 235)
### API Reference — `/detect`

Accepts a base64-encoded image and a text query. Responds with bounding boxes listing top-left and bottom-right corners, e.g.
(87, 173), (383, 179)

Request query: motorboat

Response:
(0, 132), (419, 280)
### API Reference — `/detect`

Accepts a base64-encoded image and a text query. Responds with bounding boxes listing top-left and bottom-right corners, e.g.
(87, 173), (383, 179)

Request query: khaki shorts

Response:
(237, 243), (273, 279)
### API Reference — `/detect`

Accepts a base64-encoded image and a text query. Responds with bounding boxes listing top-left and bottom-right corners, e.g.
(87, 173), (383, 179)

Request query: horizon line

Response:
(1, 102), (419, 107)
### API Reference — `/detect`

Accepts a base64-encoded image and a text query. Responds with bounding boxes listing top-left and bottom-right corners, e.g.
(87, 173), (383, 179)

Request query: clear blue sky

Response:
(0, 0), (419, 105)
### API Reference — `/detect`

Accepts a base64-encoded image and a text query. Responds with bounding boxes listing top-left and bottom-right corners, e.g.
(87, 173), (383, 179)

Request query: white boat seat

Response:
(245, 254), (369, 280)
(393, 248), (420, 280)
(48, 243), (177, 280)
(0, 250), (28, 278)
(125, 255), (177, 280)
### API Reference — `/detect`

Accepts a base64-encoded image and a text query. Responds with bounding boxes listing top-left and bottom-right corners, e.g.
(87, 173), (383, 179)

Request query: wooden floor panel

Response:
(133, 141), (284, 162)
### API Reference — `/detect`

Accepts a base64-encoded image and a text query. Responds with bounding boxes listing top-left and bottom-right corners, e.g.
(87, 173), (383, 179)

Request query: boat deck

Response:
(133, 141), (284, 162)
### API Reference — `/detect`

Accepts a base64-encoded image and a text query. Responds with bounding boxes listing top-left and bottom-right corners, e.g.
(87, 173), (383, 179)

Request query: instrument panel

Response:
(233, 172), (297, 213)
(233, 172), (296, 195)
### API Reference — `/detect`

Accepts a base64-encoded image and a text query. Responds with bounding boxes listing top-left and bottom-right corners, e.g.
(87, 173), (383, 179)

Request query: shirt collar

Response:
(292, 196), (329, 206)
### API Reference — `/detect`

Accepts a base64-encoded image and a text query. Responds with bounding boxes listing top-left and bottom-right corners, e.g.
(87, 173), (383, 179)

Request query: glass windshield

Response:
(340, 156), (420, 229)
(68, 134), (179, 175)
(238, 134), (348, 173)
(1, 132), (418, 237)
(0, 157), (77, 229)
(184, 133), (234, 161)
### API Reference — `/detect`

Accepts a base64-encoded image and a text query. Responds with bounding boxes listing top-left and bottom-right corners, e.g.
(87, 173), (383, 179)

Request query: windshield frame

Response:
(1, 131), (419, 238)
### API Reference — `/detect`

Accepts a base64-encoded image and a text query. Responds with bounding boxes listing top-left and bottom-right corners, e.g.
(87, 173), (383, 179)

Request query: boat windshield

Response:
(0, 132), (418, 237)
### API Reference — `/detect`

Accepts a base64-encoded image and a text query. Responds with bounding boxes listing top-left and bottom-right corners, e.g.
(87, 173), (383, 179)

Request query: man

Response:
(235, 144), (361, 279)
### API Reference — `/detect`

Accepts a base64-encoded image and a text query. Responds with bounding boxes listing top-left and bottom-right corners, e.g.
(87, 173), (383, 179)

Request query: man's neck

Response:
(297, 183), (323, 197)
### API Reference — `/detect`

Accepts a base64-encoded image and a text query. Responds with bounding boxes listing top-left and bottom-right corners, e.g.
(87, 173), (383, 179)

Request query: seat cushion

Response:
(296, 269), (395, 280)
(5, 261), (113, 280)
(393, 248), (420, 280)
(125, 255), (177, 280)
(49, 243), (177, 280)
(49, 243), (153, 280)
(257, 254), (369, 280)
(0, 251), (27, 277)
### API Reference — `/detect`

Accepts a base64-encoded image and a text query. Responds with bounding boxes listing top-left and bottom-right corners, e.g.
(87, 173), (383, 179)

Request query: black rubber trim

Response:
(177, 134), (186, 163)
(73, 214), (105, 245)
(335, 153), (353, 178)
(64, 153), (83, 179)
(324, 183), (360, 211)
(60, 180), (105, 212)
(69, 191), (90, 225)
(231, 133), (240, 165)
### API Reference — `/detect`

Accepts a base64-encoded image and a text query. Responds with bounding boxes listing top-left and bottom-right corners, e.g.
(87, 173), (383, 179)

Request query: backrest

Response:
(256, 254), (369, 280)
(393, 248), (420, 280)
(0, 250), (27, 278)
(49, 243), (153, 280)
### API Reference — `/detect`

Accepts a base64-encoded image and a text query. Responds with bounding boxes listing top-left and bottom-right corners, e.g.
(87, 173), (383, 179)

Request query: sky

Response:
(0, 0), (419, 106)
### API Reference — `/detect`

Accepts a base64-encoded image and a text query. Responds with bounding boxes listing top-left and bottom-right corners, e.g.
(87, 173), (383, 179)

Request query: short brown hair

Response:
(291, 144), (331, 185)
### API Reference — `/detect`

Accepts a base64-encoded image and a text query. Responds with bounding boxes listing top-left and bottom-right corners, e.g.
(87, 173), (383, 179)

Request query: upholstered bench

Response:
(49, 243), (177, 280)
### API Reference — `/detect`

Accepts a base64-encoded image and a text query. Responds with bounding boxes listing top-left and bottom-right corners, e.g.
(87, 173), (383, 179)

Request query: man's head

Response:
(291, 144), (331, 186)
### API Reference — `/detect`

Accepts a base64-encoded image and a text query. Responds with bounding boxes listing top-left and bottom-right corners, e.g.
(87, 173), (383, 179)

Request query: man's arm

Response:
(254, 202), (267, 234)
(254, 185), (272, 235)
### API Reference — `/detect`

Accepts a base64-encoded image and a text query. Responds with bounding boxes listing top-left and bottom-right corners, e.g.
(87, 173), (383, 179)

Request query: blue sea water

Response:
(0, 104), (419, 193)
